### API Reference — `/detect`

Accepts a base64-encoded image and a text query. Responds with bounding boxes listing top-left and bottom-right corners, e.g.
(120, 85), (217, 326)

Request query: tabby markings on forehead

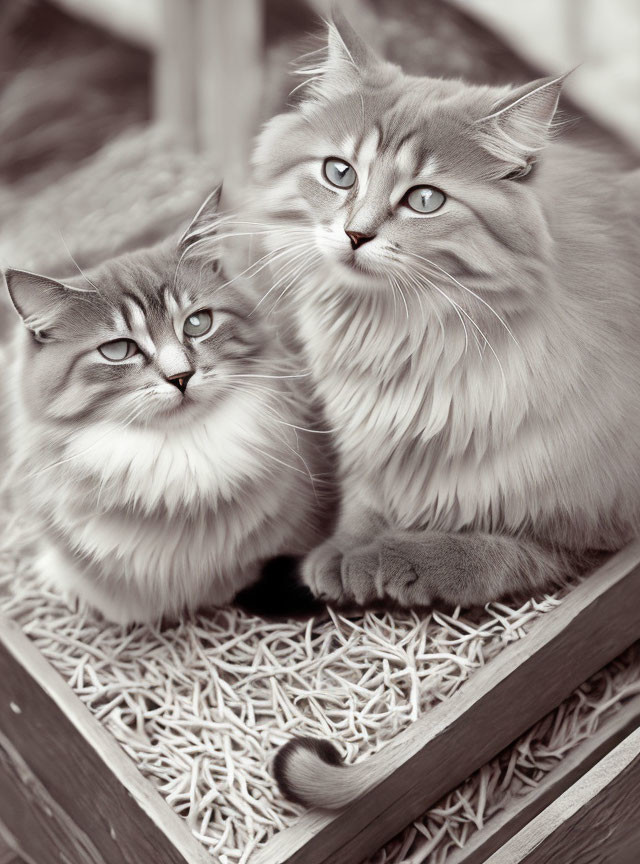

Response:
(118, 296), (154, 355)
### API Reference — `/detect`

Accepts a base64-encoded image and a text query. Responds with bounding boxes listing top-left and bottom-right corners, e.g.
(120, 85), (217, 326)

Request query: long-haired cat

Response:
(4, 188), (331, 625)
(249, 13), (640, 806)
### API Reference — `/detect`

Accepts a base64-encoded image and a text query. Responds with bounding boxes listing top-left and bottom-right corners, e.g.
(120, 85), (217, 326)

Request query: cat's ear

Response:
(307, 9), (382, 99)
(178, 184), (223, 255)
(5, 268), (75, 340)
(476, 73), (569, 171)
(328, 9), (378, 72)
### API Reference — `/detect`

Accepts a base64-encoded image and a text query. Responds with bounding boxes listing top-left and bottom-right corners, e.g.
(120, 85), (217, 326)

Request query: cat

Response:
(248, 12), (640, 806)
(3, 187), (332, 625)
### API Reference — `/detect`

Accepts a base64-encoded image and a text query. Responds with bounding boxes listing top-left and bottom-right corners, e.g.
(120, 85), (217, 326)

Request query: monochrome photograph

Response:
(0, 1), (639, 862)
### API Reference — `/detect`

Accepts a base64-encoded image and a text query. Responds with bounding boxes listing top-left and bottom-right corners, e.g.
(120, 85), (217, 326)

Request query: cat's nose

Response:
(345, 229), (376, 250)
(167, 371), (193, 393)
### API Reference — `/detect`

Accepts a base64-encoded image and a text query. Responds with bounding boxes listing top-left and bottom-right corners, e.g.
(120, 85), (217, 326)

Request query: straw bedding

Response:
(1, 130), (639, 863)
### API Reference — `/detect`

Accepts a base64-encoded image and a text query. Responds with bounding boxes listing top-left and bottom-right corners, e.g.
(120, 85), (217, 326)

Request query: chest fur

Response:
(296, 292), (561, 531)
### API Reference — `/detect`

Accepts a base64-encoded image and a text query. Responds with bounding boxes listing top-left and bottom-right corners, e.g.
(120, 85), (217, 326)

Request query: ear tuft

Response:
(178, 184), (223, 255)
(475, 73), (570, 171)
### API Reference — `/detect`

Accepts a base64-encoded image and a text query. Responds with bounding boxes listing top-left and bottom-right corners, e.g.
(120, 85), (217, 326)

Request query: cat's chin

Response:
(325, 258), (387, 291)
(138, 393), (225, 429)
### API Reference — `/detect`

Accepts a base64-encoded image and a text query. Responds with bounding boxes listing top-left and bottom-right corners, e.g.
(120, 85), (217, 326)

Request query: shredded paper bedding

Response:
(1, 523), (638, 864)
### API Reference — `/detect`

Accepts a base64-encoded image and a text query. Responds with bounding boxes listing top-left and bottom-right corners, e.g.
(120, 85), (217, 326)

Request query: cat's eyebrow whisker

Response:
(57, 229), (101, 294)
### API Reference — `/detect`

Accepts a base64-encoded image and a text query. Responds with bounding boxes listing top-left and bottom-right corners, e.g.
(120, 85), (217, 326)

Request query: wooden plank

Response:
(255, 541), (640, 864)
(153, 0), (199, 150)
(0, 615), (211, 864)
(196, 0), (264, 179)
(0, 826), (21, 864)
(486, 725), (640, 863)
(447, 693), (640, 864)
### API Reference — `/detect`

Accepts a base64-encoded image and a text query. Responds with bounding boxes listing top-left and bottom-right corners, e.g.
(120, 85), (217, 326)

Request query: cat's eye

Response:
(98, 339), (138, 361)
(323, 158), (356, 189)
(183, 309), (213, 338)
(404, 186), (446, 214)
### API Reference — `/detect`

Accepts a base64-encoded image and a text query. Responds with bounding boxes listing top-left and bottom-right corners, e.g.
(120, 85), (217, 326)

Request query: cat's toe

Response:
(302, 543), (345, 604)
(376, 541), (433, 608)
(341, 545), (381, 606)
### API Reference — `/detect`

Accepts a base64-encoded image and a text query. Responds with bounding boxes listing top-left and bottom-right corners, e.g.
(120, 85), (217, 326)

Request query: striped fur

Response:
(4, 196), (332, 624)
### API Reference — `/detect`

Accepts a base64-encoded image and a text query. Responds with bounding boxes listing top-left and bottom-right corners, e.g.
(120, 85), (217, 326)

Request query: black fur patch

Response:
(273, 737), (344, 806)
(234, 556), (326, 618)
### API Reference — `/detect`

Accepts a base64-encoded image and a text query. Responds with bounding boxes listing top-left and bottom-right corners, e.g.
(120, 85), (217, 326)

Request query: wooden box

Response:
(1, 543), (640, 864)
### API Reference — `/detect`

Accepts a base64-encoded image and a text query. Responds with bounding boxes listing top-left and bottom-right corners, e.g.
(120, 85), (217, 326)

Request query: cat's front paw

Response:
(302, 541), (346, 604)
(341, 535), (436, 609)
(302, 540), (382, 607)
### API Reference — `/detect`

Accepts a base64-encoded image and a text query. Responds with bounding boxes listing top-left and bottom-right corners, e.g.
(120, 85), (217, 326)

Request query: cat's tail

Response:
(273, 737), (377, 810)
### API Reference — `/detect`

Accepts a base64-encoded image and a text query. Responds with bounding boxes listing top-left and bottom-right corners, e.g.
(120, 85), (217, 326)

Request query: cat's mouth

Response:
(331, 251), (385, 287)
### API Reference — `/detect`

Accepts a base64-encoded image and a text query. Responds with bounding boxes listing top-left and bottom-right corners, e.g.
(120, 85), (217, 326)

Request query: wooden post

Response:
(196, 0), (264, 181)
(153, 0), (264, 179)
(153, 0), (200, 151)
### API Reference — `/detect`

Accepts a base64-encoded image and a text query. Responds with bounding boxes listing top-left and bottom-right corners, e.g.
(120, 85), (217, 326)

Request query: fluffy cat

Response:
(4, 188), (330, 625)
(249, 13), (640, 806)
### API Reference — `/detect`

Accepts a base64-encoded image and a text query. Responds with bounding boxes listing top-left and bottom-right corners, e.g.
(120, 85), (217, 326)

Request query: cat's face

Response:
(252, 14), (565, 312)
(6, 191), (267, 428)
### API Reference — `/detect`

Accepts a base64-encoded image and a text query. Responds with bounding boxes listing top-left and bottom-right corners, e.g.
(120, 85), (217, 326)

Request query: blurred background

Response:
(0, 0), (638, 342)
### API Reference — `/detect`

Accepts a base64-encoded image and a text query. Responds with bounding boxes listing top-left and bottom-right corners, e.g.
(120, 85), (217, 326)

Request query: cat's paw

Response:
(355, 534), (436, 608)
(302, 541), (383, 607)
(301, 541), (346, 604)
(339, 544), (384, 606)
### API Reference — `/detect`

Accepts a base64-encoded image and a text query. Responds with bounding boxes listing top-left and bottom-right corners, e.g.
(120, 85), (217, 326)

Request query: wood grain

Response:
(447, 694), (640, 864)
(255, 541), (640, 864)
(0, 614), (211, 864)
(486, 725), (640, 864)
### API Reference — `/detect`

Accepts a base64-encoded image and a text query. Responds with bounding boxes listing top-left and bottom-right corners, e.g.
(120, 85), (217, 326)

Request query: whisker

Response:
(407, 252), (520, 348)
